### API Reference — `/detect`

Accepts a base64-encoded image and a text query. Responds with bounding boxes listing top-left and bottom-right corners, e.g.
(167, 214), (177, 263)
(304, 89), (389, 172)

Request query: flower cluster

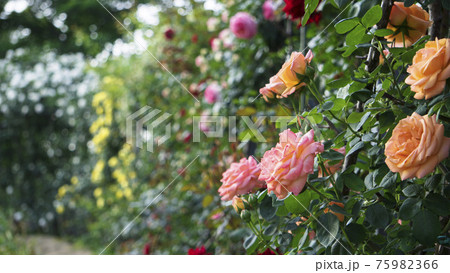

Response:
(219, 129), (324, 200)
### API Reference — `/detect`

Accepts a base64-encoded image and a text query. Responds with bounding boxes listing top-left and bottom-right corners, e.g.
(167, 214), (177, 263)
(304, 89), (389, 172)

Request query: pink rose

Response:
(230, 12), (258, 40)
(204, 83), (221, 104)
(219, 157), (265, 201)
(263, 1), (276, 21)
(259, 129), (324, 199)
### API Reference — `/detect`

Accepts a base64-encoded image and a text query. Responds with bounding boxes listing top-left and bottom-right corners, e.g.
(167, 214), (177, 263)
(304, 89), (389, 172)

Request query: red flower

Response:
(143, 243), (151, 255)
(164, 29), (175, 40)
(191, 34), (198, 43)
(283, 0), (305, 21)
(188, 246), (211, 255)
(282, 0), (322, 27)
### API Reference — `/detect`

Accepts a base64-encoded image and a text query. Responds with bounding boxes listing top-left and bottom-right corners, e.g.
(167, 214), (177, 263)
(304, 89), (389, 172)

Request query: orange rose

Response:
(324, 201), (345, 222)
(232, 196), (245, 213)
(405, 38), (450, 100)
(385, 113), (450, 180)
(276, 50), (313, 95)
(385, 2), (431, 48)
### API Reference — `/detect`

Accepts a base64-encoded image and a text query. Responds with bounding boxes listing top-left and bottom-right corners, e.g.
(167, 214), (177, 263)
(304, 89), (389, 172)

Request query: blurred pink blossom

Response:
(263, 1), (276, 21)
(230, 12), (257, 39)
(204, 83), (221, 104)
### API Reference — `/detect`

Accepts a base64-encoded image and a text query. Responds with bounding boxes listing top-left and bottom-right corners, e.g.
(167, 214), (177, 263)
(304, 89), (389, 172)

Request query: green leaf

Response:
(321, 149), (345, 161)
(316, 213), (339, 247)
(284, 191), (312, 215)
(355, 111), (371, 131)
(379, 111), (395, 133)
(399, 198), (422, 220)
(322, 101), (334, 111)
(330, 203), (352, 216)
(425, 174), (442, 191)
(366, 204), (389, 229)
(335, 18), (359, 34)
(278, 233), (293, 246)
(298, 229), (309, 249)
(402, 184), (421, 197)
(374, 29), (394, 37)
(347, 112), (364, 123)
(302, 0), (320, 26)
(342, 45), (357, 57)
(244, 234), (258, 252)
(263, 224), (278, 236)
(424, 193), (450, 216)
(379, 171), (397, 188)
(362, 5), (382, 27)
(333, 0), (351, 9)
(342, 173), (365, 191)
(346, 25), (365, 46)
(345, 223), (367, 245)
(346, 141), (364, 158)
(259, 195), (277, 220)
(412, 210), (440, 246)
(328, 78), (350, 89)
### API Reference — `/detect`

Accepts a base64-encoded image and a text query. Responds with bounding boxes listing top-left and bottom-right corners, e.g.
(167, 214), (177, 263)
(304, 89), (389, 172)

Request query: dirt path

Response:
(23, 235), (91, 255)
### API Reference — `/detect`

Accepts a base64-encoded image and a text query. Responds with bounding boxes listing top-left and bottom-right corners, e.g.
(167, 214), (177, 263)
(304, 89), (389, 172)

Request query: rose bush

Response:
(22, 0), (448, 255)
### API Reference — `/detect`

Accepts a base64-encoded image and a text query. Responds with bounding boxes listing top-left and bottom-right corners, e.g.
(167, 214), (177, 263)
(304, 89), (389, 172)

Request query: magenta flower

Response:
(204, 83), (221, 104)
(230, 12), (257, 40)
(263, 1), (276, 21)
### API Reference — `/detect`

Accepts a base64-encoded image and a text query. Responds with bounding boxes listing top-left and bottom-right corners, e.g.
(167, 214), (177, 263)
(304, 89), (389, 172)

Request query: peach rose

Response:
(259, 129), (324, 199)
(405, 38), (450, 100)
(319, 147), (346, 177)
(276, 50), (314, 96)
(259, 86), (275, 102)
(385, 113), (450, 180)
(324, 201), (345, 222)
(385, 2), (431, 48)
(219, 157), (265, 201)
(232, 196), (245, 213)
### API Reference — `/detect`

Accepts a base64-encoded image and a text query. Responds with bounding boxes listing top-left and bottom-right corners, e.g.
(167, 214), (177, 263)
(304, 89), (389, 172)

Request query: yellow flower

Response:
(115, 190), (123, 199)
(70, 176), (79, 185)
(56, 204), (64, 214)
(108, 157), (119, 167)
(93, 187), (103, 198)
(124, 188), (132, 200)
(97, 198), (105, 208)
(91, 160), (105, 183)
(58, 186), (67, 198)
